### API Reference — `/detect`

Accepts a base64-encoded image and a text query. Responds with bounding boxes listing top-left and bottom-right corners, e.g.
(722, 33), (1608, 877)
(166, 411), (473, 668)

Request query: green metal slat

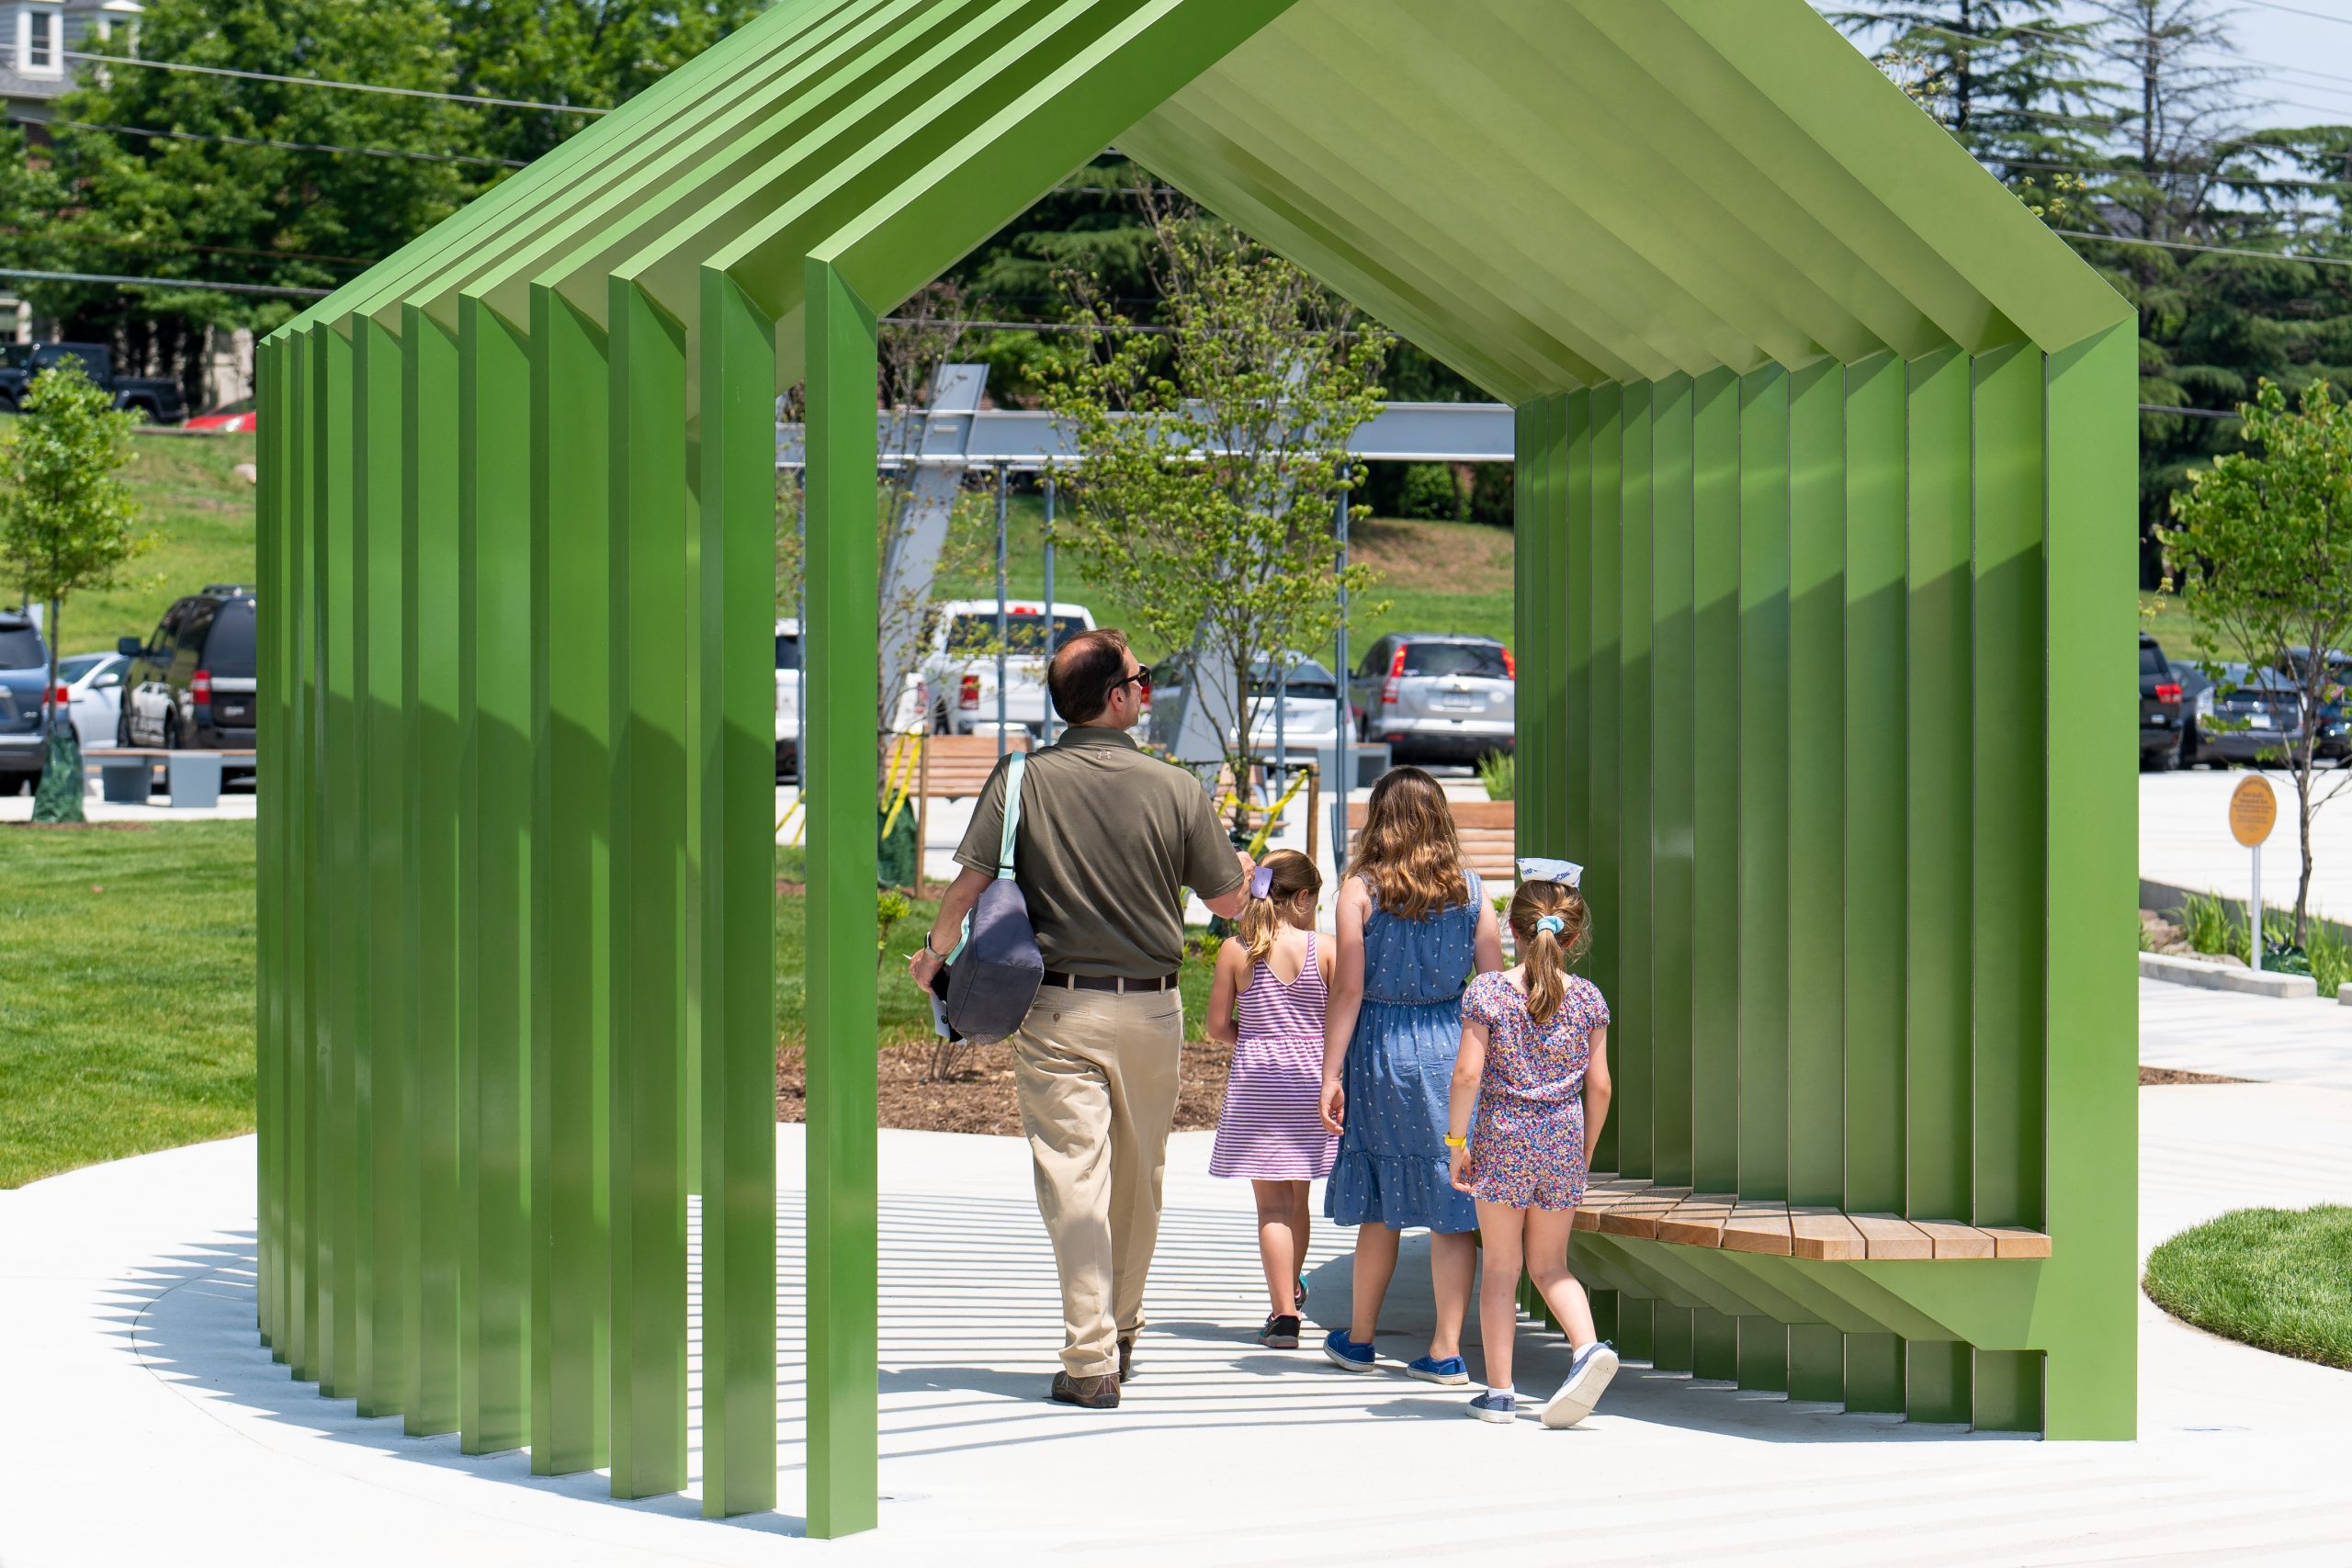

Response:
(698, 266), (781, 1518)
(283, 333), (313, 1382)
(608, 277), (689, 1498)
(1970, 344), (2044, 1230)
(1616, 1293), (1654, 1361)
(1906, 1338), (1970, 1424)
(254, 336), (280, 1357)
(1542, 393), (1572, 857)
(1585, 385), (1622, 1176)
(1688, 367), (1736, 1193)
(1653, 1303), (1694, 1372)
(331, 323), (377, 1409)
(405, 307), (463, 1437)
(530, 285), (613, 1477)
(1692, 1305), (1736, 1382)
(1905, 348), (1972, 1225)
(1736, 366), (1789, 1201)
(1563, 390), (1592, 920)
(806, 256), (880, 1540)
(1513, 402), (1543, 859)
(1737, 1316), (1788, 1393)
(1841, 355), (1905, 1216)
(1788, 1322), (1842, 1404)
(1648, 372), (1694, 1189)
(1973, 1348), (2041, 1432)
(1845, 1331), (1904, 1413)
(312, 326), (348, 1397)
(459, 295), (535, 1454)
(357, 316), (413, 1417)
(1784, 359), (1844, 1209)
(1614, 381), (1654, 1179)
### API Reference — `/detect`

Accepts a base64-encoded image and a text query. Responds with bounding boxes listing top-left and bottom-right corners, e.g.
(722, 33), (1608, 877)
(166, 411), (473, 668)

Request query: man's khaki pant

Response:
(1012, 983), (1184, 1380)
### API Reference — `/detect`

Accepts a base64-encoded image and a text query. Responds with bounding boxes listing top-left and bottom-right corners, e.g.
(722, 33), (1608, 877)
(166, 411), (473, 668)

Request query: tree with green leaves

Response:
(2169, 378), (2352, 944)
(0, 359), (143, 823)
(1829, 1), (2111, 179)
(1045, 219), (1388, 831)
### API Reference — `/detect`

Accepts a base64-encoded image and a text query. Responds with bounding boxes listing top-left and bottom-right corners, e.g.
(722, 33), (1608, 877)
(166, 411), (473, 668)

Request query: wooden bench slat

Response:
(1595, 1185), (1691, 1239)
(1571, 1177), (1643, 1232)
(1910, 1219), (1997, 1259)
(1849, 1213), (1936, 1260)
(1788, 1206), (1869, 1261)
(1719, 1200), (1794, 1257)
(1982, 1225), (2053, 1259)
(1653, 1191), (1738, 1248)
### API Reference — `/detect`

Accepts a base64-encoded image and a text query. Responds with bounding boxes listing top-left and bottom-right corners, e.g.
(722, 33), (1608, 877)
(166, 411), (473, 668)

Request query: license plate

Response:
(1439, 693), (1476, 710)
(2250, 713), (2272, 729)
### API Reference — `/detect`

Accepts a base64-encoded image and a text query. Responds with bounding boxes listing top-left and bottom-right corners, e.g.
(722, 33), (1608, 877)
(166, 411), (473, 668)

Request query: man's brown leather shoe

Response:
(1117, 1333), (1135, 1383)
(1050, 1371), (1120, 1409)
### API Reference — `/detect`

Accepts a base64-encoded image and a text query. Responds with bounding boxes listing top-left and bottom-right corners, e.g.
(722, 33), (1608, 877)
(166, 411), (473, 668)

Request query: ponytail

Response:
(1524, 923), (1568, 1026)
(1507, 879), (1590, 1027)
(1238, 848), (1321, 964)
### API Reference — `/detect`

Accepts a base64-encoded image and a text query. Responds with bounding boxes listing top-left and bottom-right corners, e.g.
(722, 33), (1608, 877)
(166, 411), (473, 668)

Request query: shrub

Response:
(1476, 749), (1514, 801)
(1398, 462), (1464, 522)
(2172, 891), (2239, 958)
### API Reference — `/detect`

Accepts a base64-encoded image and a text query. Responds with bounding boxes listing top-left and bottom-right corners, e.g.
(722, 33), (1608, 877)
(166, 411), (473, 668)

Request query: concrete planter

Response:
(2140, 950), (2317, 999)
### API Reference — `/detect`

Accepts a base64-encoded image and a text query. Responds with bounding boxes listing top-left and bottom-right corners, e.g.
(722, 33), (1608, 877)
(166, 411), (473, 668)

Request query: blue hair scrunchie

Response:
(1534, 914), (1566, 938)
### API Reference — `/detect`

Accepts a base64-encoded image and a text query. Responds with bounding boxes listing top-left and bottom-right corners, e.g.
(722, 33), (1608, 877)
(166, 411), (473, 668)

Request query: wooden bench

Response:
(1572, 1176), (2051, 1259)
(1347, 797), (1515, 886)
(911, 731), (1030, 802)
(82, 746), (255, 808)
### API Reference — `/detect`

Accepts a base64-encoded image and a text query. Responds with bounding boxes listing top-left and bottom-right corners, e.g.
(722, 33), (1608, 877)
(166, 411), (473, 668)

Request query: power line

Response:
(38, 114), (526, 168)
(0, 47), (611, 115)
(0, 265), (329, 298)
(2237, 0), (2352, 28)
(2053, 227), (2352, 265)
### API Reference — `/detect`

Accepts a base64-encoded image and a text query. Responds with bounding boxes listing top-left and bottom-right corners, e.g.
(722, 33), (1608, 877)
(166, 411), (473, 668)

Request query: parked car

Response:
(0, 611), (51, 793)
(775, 616), (801, 781)
(909, 598), (1100, 738)
(57, 650), (128, 752)
(0, 342), (187, 423)
(2139, 633), (2185, 771)
(2200, 667), (2352, 769)
(186, 396), (257, 434)
(119, 586), (259, 775)
(1148, 650), (1344, 755)
(1348, 632), (1516, 762)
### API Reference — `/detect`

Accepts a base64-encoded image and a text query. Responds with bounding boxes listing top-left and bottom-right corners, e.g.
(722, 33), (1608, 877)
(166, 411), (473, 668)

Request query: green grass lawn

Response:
(2143, 1205), (2352, 1371)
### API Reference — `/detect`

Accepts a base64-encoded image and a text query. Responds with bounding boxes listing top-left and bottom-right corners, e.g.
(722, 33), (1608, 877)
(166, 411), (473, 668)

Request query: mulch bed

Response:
(778, 1037), (1234, 1135)
(2141, 1065), (2251, 1086)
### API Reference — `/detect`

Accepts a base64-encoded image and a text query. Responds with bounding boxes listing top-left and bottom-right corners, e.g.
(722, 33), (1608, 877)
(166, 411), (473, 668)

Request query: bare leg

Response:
(1474, 1200), (1528, 1389)
(1251, 1179), (1303, 1316)
(1349, 1224), (1401, 1343)
(1427, 1229), (1478, 1361)
(1291, 1186), (1312, 1311)
(1524, 1206), (1597, 1348)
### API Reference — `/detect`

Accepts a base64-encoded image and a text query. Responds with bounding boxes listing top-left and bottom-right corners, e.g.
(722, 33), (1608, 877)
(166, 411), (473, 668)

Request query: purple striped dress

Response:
(1209, 934), (1339, 1180)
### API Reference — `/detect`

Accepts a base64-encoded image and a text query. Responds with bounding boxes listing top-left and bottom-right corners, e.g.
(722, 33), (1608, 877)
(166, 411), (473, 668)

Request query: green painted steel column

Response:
(1513, 402), (1548, 860)
(2041, 322), (2139, 1438)
(357, 316), (413, 1418)
(1584, 385), (1622, 1178)
(459, 294), (535, 1454)
(608, 277), (689, 1498)
(805, 256), (880, 1540)
(1647, 372), (1694, 1189)
(283, 333), (313, 1382)
(313, 325), (352, 1398)
(1688, 367), (1736, 1194)
(332, 322), (378, 1409)
(530, 284), (613, 1477)
(254, 336), (281, 1357)
(1613, 380), (1653, 1181)
(1736, 367), (1790, 1202)
(698, 265), (781, 1519)
(404, 306), (464, 1437)
(1562, 391), (1592, 915)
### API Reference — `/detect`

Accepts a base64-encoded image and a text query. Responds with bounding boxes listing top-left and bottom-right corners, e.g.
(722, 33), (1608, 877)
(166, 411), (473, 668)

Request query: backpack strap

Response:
(997, 751), (1026, 880)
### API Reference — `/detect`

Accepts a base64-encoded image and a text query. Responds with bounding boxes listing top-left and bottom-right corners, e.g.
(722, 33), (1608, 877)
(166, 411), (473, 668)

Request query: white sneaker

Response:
(1541, 1341), (1619, 1428)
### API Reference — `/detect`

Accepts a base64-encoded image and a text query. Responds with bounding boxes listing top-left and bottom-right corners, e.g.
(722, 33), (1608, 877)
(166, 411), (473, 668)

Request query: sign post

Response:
(2229, 774), (2278, 971)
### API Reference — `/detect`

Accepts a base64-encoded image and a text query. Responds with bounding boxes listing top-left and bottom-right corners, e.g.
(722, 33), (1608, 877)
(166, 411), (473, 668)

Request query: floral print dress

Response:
(1460, 970), (1609, 1211)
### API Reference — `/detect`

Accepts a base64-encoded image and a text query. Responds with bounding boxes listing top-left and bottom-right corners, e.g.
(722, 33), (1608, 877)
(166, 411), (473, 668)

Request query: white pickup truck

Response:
(775, 617), (801, 780)
(900, 598), (1107, 737)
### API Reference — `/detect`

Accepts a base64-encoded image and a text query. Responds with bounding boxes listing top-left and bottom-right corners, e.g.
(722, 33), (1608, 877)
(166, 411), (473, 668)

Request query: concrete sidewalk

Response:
(2140, 976), (2352, 1089)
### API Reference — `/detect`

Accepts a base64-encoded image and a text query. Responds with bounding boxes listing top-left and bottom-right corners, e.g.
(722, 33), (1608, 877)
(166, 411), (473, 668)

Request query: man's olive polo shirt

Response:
(953, 726), (1243, 978)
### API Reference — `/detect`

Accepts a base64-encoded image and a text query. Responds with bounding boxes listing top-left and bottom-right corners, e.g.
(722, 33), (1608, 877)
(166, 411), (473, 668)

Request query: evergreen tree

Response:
(1828, 1), (2112, 179)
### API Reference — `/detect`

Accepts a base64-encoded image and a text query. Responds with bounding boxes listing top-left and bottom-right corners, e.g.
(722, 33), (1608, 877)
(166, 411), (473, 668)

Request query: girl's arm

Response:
(1446, 1016), (1489, 1191)
(1318, 879), (1369, 1135)
(1472, 899), (1505, 974)
(1582, 1024), (1612, 1164)
(1205, 940), (1249, 1046)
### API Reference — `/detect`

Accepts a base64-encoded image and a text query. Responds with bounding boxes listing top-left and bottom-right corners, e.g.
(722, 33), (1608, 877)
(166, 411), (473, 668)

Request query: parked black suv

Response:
(2140, 633), (2185, 771)
(0, 342), (188, 423)
(119, 586), (258, 773)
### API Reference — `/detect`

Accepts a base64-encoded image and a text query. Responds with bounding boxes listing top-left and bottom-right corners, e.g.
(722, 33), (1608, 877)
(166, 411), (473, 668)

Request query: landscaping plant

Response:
(1476, 749), (1515, 802)
(2143, 1204), (2352, 1371)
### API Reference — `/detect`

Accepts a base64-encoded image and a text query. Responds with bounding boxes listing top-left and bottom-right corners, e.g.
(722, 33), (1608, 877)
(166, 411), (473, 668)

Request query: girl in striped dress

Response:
(1207, 849), (1336, 1349)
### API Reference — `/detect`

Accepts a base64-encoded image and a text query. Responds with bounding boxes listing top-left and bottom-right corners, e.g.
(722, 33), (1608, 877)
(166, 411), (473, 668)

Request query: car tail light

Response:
(1381, 646), (1406, 705)
(2154, 682), (2182, 705)
(51, 684), (70, 706)
(1501, 647), (1516, 679)
(193, 669), (213, 704)
(957, 673), (979, 711)
(1138, 677), (1153, 712)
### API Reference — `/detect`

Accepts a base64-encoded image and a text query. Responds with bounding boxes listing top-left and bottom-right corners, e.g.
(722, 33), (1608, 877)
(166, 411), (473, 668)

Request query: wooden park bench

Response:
(911, 730), (1030, 802)
(83, 747), (255, 809)
(1347, 796), (1516, 886)
(1571, 1176), (2052, 1258)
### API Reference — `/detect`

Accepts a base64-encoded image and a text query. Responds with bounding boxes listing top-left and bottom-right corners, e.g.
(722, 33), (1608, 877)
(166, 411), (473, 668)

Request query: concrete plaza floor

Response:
(5, 985), (2349, 1567)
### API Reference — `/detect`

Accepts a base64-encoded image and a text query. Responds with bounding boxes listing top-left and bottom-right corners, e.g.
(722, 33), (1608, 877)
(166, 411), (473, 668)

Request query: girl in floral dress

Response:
(1445, 861), (1617, 1427)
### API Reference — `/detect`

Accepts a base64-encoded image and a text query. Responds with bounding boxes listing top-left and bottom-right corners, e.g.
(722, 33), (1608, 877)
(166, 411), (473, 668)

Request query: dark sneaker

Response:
(1322, 1328), (1378, 1373)
(1541, 1341), (1619, 1428)
(1117, 1333), (1135, 1384)
(1260, 1314), (1301, 1349)
(1467, 1389), (1518, 1424)
(1050, 1371), (1120, 1409)
(1408, 1353), (1470, 1385)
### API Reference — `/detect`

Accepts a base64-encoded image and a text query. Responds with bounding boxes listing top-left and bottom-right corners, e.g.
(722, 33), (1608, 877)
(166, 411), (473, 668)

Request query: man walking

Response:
(909, 629), (1252, 1408)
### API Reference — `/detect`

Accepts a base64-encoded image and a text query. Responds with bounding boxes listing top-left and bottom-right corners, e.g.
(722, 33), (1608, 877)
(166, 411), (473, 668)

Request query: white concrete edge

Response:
(2140, 950), (2317, 998)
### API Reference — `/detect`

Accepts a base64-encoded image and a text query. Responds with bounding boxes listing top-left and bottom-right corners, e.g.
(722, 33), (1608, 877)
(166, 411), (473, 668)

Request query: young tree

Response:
(2169, 378), (2352, 943)
(1045, 218), (1388, 832)
(0, 359), (142, 823)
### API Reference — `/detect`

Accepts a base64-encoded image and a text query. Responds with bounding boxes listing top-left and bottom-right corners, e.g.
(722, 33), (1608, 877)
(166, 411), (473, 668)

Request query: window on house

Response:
(22, 6), (63, 73)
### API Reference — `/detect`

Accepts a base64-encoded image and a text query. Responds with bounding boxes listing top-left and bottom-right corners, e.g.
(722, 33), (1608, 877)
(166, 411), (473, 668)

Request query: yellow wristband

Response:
(1443, 1134), (1467, 1149)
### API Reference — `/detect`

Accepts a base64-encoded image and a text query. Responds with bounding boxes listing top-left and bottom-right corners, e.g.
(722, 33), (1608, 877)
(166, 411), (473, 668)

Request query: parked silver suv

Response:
(1348, 633), (1515, 762)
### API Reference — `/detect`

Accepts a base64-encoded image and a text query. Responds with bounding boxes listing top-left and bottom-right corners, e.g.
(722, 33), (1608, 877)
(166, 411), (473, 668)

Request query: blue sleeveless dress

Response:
(1324, 869), (1483, 1235)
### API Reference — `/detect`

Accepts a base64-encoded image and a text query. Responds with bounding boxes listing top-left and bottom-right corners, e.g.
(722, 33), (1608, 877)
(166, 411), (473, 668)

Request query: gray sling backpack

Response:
(944, 750), (1045, 1043)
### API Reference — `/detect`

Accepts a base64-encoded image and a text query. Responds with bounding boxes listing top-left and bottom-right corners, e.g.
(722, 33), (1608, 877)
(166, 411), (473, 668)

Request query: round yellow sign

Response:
(2230, 774), (2278, 848)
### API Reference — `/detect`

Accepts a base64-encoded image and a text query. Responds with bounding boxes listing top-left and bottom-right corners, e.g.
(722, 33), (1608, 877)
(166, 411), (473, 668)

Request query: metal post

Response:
(994, 463), (1009, 760)
(1042, 472), (1057, 748)
(2250, 840), (2263, 973)
(1273, 662), (1287, 806)
(1331, 478), (1351, 874)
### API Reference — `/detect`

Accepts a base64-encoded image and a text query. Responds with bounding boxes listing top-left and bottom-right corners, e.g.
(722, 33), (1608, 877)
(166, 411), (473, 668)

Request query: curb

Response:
(2140, 951), (2318, 998)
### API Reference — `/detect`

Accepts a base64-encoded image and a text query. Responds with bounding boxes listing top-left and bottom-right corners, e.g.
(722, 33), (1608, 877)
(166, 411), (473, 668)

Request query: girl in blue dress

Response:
(1317, 766), (1503, 1383)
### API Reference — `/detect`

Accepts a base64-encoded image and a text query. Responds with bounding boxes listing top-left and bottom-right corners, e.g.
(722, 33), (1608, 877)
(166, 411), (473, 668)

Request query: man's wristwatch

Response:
(922, 931), (949, 960)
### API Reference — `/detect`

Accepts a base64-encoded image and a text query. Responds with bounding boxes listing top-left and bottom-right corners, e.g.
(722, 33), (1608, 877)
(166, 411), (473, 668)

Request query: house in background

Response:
(3, 0), (141, 344)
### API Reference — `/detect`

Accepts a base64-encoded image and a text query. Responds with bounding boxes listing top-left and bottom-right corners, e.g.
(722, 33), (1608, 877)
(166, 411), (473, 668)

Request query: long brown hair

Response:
(1237, 848), (1321, 964)
(1352, 766), (1466, 920)
(1508, 878), (1590, 1026)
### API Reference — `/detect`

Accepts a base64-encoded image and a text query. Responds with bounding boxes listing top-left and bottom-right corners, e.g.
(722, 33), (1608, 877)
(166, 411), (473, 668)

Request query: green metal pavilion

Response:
(254, 0), (2139, 1540)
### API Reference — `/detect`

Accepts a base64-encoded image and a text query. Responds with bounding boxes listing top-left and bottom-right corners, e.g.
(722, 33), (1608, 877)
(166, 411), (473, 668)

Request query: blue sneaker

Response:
(1408, 1353), (1469, 1385)
(1540, 1340), (1620, 1428)
(1466, 1389), (1517, 1423)
(1322, 1328), (1378, 1373)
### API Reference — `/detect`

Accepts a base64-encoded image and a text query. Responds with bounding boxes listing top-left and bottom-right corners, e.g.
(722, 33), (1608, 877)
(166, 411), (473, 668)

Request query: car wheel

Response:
(164, 712), (181, 750)
(2177, 724), (2199, 769)
(117, 706), (132, 749)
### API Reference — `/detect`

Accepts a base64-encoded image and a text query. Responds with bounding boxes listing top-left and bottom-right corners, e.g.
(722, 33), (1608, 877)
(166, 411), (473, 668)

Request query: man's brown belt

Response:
(1041, 971), (1179, 993)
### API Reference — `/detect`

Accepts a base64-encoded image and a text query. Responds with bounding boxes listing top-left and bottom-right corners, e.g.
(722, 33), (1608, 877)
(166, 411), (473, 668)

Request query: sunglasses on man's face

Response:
(1109, 664), (1152, 697)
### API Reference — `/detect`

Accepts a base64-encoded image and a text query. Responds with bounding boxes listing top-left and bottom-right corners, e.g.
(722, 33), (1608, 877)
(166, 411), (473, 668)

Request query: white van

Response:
(775, 617), (801, 780)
